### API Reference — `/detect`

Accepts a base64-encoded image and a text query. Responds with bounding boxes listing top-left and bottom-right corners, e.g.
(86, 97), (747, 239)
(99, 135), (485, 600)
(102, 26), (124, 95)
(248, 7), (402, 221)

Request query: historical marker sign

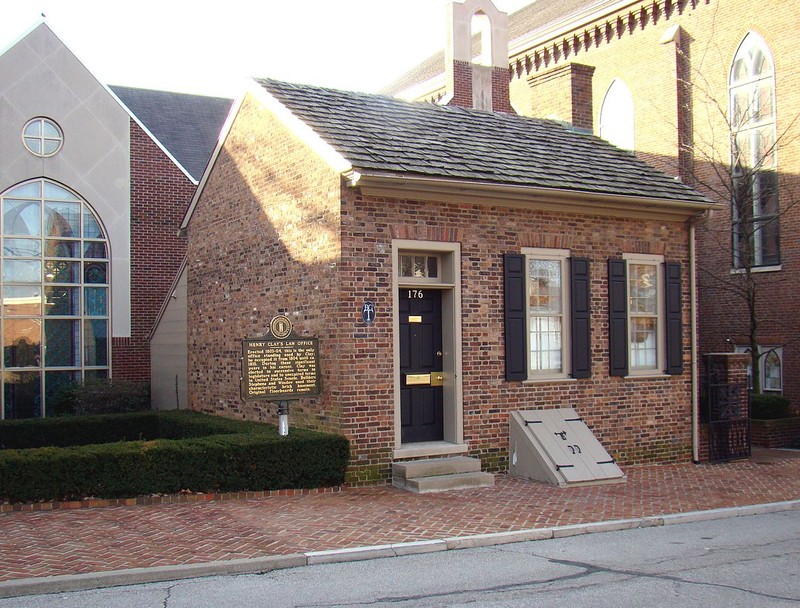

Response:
(242, 335), (321, 401)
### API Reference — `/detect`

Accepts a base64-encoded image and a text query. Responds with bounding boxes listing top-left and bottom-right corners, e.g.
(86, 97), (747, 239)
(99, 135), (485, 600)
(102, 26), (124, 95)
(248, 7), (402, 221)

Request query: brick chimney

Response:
(444, 0), (514, 113)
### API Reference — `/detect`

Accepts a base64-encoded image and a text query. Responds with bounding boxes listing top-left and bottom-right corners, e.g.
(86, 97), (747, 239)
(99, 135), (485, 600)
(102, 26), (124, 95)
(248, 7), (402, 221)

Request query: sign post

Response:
(241, 315), (321, 435)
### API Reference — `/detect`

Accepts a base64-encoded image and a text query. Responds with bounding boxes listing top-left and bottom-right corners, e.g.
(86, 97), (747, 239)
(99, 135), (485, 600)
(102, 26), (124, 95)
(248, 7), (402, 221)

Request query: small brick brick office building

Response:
(181, 1), (714, 483)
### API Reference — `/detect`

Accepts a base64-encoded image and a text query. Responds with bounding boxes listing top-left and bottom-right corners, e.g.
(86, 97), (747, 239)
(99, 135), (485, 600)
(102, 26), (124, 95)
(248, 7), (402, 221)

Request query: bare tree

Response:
(677, 39), (800, 395)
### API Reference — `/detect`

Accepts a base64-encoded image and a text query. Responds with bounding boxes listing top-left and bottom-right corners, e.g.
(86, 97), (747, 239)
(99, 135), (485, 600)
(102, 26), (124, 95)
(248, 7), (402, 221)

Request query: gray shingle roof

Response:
(110, 86), (233, 181)
(258, 78), (706, 204)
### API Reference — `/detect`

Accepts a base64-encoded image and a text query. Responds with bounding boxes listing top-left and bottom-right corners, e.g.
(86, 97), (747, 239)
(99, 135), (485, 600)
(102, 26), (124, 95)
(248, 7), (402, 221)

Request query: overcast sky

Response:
(2, 0), (533, 98)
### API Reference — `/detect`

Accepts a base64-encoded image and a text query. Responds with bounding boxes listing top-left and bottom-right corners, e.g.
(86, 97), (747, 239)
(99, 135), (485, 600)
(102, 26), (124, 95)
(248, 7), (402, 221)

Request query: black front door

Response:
(399, 288), (444, 443)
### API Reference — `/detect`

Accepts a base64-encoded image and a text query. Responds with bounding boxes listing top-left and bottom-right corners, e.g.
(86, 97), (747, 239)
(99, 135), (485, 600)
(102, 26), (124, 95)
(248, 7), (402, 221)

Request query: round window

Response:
(22, 117), (64, 157)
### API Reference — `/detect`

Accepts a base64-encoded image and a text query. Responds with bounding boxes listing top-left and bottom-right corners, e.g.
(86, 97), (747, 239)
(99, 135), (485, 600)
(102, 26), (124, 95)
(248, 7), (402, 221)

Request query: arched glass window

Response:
(599, 79), (635, 150)
(1, 180), (110, 418)
(730, 33), (778, 268)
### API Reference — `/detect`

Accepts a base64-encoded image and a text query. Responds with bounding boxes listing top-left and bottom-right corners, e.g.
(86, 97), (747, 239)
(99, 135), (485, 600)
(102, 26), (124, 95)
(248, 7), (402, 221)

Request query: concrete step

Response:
(404, 471), (495, 494)
(392, 456), (482, 481)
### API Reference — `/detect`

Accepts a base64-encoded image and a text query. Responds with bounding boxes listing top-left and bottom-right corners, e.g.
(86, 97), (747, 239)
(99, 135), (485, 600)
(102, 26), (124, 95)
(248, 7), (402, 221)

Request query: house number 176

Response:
(408, 289), (424, 299)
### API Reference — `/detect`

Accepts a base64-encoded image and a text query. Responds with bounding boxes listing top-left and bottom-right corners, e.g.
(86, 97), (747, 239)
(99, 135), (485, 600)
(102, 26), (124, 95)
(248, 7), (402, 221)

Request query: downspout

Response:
(690, 219), (699, 463)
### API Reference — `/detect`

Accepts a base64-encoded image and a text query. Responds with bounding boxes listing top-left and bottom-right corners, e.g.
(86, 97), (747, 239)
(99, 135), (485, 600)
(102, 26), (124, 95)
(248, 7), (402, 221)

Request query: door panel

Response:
(399, 288), (443, 443)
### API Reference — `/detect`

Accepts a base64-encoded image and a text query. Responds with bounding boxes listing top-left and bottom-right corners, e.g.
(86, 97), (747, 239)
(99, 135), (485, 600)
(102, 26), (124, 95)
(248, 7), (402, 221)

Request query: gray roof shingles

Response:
(110, 86), (233, 181)
(258, 78), (706, 204)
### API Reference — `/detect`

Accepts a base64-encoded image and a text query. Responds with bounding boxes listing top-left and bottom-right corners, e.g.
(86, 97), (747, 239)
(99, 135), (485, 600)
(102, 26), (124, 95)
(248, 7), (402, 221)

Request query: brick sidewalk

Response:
(1, 449), (799, 583)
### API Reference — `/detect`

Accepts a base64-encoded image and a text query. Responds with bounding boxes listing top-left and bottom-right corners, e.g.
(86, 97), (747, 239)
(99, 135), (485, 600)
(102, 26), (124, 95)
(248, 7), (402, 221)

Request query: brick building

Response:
(182, 0), (713, 483)
(388, 0), (800, 413)
(0, 23), (231, 418)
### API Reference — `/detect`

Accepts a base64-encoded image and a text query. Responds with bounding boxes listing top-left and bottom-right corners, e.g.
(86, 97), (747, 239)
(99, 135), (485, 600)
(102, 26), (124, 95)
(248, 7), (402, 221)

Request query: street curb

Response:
(1, 499), (798, 599)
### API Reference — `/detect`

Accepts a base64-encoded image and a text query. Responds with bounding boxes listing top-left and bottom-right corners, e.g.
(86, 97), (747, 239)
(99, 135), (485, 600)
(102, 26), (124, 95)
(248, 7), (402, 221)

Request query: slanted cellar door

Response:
(509, 408), (626, 487)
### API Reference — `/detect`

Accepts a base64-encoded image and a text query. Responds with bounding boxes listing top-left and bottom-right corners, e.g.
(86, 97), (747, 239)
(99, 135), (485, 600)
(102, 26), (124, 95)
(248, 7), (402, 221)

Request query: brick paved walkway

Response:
(1, 449), (799, 583)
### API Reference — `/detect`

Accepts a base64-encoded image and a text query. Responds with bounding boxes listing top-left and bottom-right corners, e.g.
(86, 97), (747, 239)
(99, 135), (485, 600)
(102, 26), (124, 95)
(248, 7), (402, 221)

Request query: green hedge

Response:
(0, 411), (349, 503)
(751, 394), (792, 420)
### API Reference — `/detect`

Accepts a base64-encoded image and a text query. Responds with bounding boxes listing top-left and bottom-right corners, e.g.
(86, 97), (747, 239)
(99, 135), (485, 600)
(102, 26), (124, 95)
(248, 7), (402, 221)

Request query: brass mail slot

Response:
(405, 373), (430, 385)
(408, 315), (423, 323)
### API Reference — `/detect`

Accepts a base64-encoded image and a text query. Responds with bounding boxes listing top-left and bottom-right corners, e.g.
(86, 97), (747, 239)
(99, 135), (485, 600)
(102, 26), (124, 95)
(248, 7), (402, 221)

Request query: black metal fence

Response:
(705, 355), (751, 462)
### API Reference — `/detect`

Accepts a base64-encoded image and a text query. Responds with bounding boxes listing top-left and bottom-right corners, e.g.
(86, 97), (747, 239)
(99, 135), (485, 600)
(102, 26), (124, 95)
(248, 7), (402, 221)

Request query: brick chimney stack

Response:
(444, 0), (514, 113)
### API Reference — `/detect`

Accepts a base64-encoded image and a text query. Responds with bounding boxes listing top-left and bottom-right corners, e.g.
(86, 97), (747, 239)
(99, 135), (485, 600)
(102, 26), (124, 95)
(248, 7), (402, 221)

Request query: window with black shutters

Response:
(504, 251), (591, 381)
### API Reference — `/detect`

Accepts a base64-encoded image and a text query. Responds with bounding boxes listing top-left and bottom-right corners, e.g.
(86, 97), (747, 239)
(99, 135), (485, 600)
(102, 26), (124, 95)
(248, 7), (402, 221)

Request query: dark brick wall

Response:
(112, 121), (194, 382)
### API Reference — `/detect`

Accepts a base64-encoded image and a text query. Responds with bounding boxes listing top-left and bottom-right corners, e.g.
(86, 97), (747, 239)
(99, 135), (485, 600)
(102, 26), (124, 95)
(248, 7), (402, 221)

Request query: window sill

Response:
(730, 265), (782, 274)
(623, 373), (671, 380)
(523, 377), (577, 384)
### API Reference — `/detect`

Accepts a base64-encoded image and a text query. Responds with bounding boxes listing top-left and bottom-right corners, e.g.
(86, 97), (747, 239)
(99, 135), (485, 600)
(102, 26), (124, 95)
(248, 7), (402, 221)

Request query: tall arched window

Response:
(1, 180), (110, 418)
(730, 33), (778, 268)
(599, 79), (635, 150)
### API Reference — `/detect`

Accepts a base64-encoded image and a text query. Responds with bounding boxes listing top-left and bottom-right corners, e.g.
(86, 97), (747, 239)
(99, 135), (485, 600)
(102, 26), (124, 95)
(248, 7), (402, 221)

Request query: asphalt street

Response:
(3, 510), (798, 607)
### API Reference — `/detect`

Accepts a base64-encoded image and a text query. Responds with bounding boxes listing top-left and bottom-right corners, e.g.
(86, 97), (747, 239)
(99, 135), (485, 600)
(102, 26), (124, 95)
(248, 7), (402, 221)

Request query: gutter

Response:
(690, 219), (700, 463)
(347, 171), (717, 221)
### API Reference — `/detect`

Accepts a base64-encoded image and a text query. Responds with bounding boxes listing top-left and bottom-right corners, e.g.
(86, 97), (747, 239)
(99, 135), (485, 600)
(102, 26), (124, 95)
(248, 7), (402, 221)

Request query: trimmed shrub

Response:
(0, 411), (349, 502)
(48, 379), (151, 416)
(750, 393), (792, 420)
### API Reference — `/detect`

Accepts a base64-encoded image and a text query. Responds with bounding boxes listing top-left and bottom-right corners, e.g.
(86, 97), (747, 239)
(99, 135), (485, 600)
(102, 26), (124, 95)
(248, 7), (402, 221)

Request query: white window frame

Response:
(734, 344), (782, 394)
(522, 247), (570, 380)
(623, 253), (665, 375)
(729, 33), (779, 269)
(22, 117), (64, 158)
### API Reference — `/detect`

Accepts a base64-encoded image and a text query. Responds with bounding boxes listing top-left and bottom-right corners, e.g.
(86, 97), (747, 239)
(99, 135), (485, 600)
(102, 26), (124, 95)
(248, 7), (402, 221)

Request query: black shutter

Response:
(504, 254), (527, 381)
(608, 258), (628, 377)
(570, 257), (591, 378)
(664, 262), (683, 375)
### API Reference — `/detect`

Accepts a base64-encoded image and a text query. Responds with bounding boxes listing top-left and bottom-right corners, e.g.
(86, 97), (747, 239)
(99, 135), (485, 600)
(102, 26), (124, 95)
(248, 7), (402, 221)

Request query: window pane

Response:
(764, 351), (781, 391)
(3, 200), (41, 236)
(530, 316), (562, 372)
(4, 259), (41, 283)
(413, 256), (426, 277)
(3, 318), (41, 367)
(83, 211), (104, 239)
(45, 319), (80, 367)
(630, 317), (657, 369)
(84, 287), (107, 316)
(400, 255), (413, 277)
(23, 138), (42, 155)
(44, 260), (80, 283)
(42, 121), (60, 138)
(45, 240), (79, 258)
(23, 121), (42, 137)
(44, 202), (81, 237)
(44, 183), (78, 201)
(9, 182), (41, 199)
(45, 286), (79, 316)
(528, 259), (561, 312)
(427, 256), (438, 278)
(84, 369), (108, 381)
(84, 319), (108, 366)
(629, 264), (657, 314)
(44, 370), (79, 416)
(84, 262), (107, 284)
(3, 285), (42, 316)
(3, 370), (41, 419)
(84, 241), (107, 259)
(4, 238), (41, 257)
